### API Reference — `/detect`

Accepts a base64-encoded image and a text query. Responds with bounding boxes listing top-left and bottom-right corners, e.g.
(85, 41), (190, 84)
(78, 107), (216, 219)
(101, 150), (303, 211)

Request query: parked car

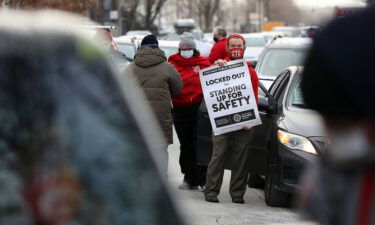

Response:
(247, 66), (327, 207)
(160, 32), (181, 41)
(125, 30), (152, 36)
(271, 26), (300, 37)
(241, 33), (267, 67)
(203, 32), (214, 44)
(255, 37), (311, 89)
(299, 26), (320, 38)
(197, 66), (328, 207)
(114, 36), (138, 59)
(158, 40), (179, 58)
(261, 31), (284, 43)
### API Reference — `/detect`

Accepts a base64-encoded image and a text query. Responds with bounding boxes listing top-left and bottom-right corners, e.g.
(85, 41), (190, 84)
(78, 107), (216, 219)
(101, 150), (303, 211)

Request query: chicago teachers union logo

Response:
(233, 113), (241, 123)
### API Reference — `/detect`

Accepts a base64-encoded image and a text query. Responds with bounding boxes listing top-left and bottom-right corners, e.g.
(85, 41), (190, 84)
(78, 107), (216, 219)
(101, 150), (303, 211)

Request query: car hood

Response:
(259, 79), (273, 90)
(258, 75), (277, 90)
(282, 108), (326, 138)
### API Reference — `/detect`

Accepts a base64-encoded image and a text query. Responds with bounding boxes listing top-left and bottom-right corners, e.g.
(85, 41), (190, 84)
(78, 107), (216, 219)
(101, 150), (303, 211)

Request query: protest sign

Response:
(199, 59), (262, 135)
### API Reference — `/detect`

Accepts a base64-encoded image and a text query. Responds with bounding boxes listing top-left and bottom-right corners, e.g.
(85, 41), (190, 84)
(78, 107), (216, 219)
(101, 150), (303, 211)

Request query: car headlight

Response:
(277, 130), (317, 155)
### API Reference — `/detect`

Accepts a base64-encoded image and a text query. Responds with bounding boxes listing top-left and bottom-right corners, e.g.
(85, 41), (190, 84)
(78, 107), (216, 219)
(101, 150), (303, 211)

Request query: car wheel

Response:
(247, 174), (265, 189)
(264, 168), (290, 207)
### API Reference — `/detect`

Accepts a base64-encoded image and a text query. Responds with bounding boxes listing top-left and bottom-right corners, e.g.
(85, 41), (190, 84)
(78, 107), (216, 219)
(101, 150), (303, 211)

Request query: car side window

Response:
(269, 70), (288, 97)
(258, 86), (266, 98)
(276, 77), (289, 106)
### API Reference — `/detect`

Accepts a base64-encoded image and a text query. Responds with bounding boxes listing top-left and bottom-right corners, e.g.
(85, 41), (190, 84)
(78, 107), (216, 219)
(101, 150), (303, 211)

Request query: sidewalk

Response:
(166, 135), (300, 225)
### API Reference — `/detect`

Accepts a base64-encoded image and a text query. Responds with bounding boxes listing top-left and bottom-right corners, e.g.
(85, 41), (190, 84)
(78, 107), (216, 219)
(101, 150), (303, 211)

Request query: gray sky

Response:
(294, 0), (366, 7)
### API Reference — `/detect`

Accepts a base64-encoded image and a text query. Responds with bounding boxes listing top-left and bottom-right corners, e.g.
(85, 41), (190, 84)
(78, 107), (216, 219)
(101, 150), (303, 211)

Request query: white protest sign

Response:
(199, 59), (262, 135)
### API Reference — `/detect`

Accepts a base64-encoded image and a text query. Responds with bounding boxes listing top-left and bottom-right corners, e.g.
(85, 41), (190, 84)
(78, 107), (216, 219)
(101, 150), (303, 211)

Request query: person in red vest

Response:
(169, 32), (211, 190)
(204, 34), (259, 204)
(208, 26), (228, 64)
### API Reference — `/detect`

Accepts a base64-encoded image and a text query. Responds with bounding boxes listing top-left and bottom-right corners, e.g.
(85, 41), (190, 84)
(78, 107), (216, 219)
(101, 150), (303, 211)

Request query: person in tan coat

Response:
(126, 35), (183, 174)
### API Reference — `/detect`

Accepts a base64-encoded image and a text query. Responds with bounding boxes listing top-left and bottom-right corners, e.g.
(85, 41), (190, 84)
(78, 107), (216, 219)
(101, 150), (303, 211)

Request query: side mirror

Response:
(258, 82), (276, 114)
(258, 97), (276, 114)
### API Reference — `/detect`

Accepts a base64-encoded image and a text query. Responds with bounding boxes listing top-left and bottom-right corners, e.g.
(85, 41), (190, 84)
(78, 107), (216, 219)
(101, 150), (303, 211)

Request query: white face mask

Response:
(180, 50), (194, 59)
(326, 127), (375, 167)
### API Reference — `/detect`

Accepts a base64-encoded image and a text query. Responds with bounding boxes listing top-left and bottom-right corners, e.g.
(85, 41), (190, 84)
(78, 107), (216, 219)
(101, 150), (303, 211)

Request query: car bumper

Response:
(273, 143), (318, 194)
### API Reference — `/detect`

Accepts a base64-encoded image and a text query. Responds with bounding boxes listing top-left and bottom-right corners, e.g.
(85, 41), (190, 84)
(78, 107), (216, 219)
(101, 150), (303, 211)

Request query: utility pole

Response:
(257, 0), (264, 32)
(231, 0), (237, 32)
(188, 0), (192, 18)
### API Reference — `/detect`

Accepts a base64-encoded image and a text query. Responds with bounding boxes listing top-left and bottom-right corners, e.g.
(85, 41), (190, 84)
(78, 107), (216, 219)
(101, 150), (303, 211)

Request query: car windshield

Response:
(245, 36), (266, 47)
(258, 49), (306, 77)
(117, 43), (136, 59)
(287, 74), (310, 109)
(160, 46), (178, 58)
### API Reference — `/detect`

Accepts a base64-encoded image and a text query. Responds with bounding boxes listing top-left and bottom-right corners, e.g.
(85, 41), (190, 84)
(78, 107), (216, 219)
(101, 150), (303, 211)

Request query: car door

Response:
(266, 70), (291, 169)
(248, 70), (290, 175)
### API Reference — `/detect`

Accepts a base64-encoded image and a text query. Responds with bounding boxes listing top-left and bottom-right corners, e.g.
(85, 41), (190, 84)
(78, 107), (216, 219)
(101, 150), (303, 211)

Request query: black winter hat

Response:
(141, 35), (159, 48)
(302, 6), (375, 121)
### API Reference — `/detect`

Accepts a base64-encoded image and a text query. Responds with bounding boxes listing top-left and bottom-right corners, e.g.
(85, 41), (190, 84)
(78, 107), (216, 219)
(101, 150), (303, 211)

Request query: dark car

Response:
(197, 66), (328, 207)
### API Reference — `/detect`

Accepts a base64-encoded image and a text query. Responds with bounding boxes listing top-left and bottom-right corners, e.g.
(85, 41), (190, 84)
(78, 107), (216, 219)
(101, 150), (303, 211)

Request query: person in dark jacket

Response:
(127, 35), (183, 174)
(168, 32), (211, 190)
(204, 34), (259, 204)
(298, 6), (375, 225)
(208, 26), (228, 64)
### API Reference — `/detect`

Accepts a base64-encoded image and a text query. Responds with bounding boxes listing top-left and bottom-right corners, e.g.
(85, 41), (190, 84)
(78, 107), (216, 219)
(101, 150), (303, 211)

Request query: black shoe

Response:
(205, 194), (219, 203)
(178, 180), (198, 190)
(232, 196), (245, 204)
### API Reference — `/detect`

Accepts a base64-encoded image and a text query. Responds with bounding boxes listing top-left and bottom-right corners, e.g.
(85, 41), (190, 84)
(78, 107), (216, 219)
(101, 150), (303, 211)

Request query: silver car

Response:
(255, 37), (311, 89)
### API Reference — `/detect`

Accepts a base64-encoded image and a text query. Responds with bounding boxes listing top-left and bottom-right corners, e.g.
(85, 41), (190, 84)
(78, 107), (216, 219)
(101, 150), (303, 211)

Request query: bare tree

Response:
(194, 0), (221, 32)
(266, 0), (302, 26)
(0, 0), (95, 14)
(143, 0), (166, 30)
(120, 0), (141, 32)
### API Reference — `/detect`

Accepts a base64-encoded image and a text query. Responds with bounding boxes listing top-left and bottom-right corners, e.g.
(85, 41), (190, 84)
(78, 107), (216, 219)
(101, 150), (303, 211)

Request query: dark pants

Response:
(173, 103), (206, 186)
(205, 129), (254, 198)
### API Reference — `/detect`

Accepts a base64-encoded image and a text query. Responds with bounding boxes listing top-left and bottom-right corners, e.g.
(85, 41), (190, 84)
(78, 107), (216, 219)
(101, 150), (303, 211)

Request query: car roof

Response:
(272, 26), (297, 31)
(158, 40), (179, 47)
(241, 33), (265, 38)
(267, 38), (312, 49)
(113, 36), (136, 44)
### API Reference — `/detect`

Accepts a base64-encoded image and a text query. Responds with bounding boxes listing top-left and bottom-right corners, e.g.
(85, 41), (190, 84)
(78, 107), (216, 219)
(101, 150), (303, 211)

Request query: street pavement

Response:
(166, 132), (301, 225)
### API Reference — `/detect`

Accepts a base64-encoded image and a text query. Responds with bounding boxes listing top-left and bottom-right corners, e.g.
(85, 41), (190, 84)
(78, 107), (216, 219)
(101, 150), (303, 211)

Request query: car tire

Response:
(264, 169), (290, 207)
(247, 174), (265, 189)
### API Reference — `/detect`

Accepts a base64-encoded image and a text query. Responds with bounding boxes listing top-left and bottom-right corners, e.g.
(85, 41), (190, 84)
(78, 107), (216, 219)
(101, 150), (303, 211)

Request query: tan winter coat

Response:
(130, 47), (182, 144)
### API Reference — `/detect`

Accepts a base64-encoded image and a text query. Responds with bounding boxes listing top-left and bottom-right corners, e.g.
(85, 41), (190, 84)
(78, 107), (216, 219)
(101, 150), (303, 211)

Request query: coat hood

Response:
(134, 47), (167, 67)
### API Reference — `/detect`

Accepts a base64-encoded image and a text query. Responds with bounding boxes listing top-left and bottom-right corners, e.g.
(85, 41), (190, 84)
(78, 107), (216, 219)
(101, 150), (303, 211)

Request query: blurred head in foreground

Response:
(0, 10), (184, 225)
(302, 8), (375, 167)
(299, 6), (375, 225)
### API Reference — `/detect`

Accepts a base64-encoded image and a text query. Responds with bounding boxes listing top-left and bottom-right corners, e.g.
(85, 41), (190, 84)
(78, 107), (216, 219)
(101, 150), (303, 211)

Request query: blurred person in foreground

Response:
(0, 10), (185, 225)
(204, 34), (259, 204)
(168, 32), (211, 190)
(125, 34), (183, 175)
(299, 6), (375, 225)
(208, 26), (228, 64)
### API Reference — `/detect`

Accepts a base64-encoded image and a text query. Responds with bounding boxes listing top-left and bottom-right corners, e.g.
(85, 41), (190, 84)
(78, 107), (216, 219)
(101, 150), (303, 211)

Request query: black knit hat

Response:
(141, 35), (159, 48)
